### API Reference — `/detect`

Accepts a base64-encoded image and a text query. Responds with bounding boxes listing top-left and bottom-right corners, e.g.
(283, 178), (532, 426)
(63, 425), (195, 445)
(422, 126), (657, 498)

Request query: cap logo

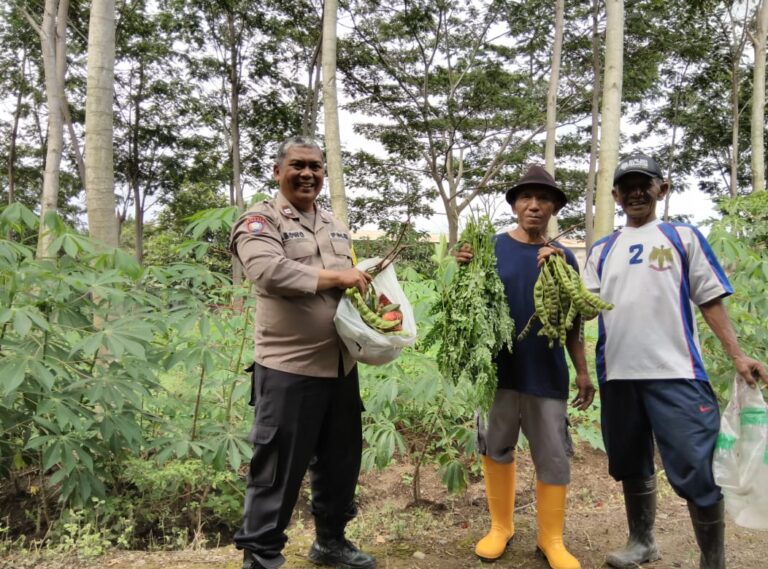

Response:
(246, 215), (267, 235)
(619, 158), (650, 171)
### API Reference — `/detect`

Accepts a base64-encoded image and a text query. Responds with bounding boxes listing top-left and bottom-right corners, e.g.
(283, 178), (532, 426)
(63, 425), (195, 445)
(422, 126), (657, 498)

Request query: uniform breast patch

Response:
(330, 231), (350, 241)
(246, 215), (268, 235)
(282, 230), (306, 241)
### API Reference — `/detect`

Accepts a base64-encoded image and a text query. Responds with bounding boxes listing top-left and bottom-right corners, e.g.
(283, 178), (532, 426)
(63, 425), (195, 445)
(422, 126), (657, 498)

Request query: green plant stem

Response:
(226, 286), (253, 424)
(88, 350), (99, 376)
(0, 290), (14, 354)
(412, 397), (446, 503)
(191, 366), (206, 441)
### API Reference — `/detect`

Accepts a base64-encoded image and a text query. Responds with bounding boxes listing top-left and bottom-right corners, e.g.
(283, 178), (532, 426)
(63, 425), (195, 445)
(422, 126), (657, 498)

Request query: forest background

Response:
(1, 0), (768, 562)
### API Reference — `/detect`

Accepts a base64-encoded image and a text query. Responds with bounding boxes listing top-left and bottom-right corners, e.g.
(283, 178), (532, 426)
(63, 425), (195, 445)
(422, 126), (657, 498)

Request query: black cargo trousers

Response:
(234, 360), (364, 567)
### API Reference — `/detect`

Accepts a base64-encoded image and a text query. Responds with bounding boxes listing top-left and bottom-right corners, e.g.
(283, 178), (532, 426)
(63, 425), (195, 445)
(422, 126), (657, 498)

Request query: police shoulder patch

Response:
(246, 215), (268, 235)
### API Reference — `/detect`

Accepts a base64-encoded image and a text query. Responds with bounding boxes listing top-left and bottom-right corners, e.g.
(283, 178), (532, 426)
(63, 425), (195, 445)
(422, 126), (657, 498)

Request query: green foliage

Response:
(48, 505), (125, 558)
(423, 218), (514, 413)
(338, 0), (557, 236)
(0, 203), (608, 549)
(359, 271), (478, 494)
(699, 194), (768, 398)
(353, 229), (437, 278)
(0, 204), (252, 519)
(344, 151), (437, 232)
(566, 320), (604, 451)
(119, 458), (242, 540)
(39, 458), (242, 552)
(142, 194), (235, 273)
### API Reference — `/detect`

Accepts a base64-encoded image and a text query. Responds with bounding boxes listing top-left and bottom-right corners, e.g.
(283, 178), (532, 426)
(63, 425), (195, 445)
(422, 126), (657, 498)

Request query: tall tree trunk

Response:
(751, 0), (768, 192)
(62, 96), (87, 191)
(445, 198), (459, 247)
(8, 52), (27, 205)
(663, 65), (689, 221)
(131, 64), (144, 263)
(322, 0), (349, 226)
(31, 0), (69, 258)
(726, 4), (749, 197)
(227, 11), (244, 287)
(545, 0), (564, 238)
(594, 0), (624, 240)
(585, 0), (602, 249)
(729, 64), (740, 197)
(85, 0), (118, 249)
(662, 124), (679, 221)
(228, 13), (243, 213)
(303, 30), (323, 137)
(133, 192), (143, 262)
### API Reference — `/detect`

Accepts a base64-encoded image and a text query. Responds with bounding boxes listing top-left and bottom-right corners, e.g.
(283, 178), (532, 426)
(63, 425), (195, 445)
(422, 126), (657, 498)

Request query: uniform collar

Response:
(274, 192), (333, 231)
(275, 192), (301, 220)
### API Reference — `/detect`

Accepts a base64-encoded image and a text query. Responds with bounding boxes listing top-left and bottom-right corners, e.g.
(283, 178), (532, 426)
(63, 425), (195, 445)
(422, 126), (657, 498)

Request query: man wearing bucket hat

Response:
(582, 153), (768, 569)
(456, 164), (595, 569)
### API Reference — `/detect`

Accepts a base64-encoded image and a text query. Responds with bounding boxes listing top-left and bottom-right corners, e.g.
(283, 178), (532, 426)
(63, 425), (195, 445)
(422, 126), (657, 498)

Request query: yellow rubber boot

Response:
(535, 481), (581, 569)
(474, 455), (516, 561)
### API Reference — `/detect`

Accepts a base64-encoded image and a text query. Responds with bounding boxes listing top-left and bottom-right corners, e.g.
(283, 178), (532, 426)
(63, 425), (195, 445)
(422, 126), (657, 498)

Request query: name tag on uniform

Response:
(246, 215), (268, 235)
(330, 231), (349, 241)
(282, 231), (306, 241)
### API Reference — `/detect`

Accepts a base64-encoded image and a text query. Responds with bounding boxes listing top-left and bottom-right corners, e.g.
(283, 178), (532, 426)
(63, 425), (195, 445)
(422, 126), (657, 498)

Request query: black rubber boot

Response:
(605, 477), (661, 568)
(688, 500), (725, 569)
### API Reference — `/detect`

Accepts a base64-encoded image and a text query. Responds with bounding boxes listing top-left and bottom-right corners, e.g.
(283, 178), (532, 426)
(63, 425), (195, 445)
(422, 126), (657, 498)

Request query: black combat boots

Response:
(242, 549), (284, 569)
(308, 536), (376, 569)
(242, 550), (266, 569)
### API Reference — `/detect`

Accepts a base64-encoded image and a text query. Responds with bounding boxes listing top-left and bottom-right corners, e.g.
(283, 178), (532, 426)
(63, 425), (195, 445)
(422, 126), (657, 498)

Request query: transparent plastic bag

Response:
(334, 257), (417, 366)
(712, 374), (768, 530)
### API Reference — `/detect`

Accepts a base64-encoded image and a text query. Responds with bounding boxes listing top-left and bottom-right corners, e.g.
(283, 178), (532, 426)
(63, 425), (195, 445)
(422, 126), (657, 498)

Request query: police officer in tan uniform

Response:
(230, 136), (376, 569)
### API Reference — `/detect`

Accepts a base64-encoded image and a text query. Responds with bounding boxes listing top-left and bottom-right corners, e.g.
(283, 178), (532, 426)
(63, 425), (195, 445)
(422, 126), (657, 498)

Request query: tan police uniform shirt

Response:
(230, 192), (356, 378)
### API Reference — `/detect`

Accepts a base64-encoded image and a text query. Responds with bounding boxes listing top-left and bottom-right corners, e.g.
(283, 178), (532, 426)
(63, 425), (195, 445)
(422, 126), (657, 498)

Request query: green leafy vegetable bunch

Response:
(425, 216), (514, 412)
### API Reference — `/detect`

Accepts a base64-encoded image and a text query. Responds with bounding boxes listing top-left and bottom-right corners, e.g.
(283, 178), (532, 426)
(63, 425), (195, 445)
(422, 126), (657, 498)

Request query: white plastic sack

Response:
(712, 374), (768, 530)
(334, 257), (417, 366)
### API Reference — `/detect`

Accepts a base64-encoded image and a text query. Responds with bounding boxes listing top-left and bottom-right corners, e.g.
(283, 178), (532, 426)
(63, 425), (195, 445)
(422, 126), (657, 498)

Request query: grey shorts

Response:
(477, 389), (574, 485)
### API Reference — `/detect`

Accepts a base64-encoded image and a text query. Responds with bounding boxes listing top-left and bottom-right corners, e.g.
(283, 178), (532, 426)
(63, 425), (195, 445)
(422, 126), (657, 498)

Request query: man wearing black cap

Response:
(456, 164), (595, 569)
(583, 153), (768, 569)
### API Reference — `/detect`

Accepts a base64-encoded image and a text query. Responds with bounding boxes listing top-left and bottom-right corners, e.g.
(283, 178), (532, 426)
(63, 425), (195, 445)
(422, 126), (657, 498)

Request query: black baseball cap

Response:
(613, 154), (664, 185)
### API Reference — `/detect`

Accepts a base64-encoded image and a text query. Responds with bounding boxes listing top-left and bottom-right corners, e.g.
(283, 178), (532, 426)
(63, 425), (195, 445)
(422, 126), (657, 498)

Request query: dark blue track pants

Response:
(600, 379), (722, 507)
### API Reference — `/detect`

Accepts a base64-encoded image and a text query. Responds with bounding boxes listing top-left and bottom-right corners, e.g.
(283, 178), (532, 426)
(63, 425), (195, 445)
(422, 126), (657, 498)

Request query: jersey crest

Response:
(648, 245), (675, 271)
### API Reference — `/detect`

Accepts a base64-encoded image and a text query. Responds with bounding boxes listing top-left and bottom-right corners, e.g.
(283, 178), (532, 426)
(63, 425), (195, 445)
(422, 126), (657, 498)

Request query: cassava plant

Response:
(0, 204), (253, 524)
(699, 193), (768, 398)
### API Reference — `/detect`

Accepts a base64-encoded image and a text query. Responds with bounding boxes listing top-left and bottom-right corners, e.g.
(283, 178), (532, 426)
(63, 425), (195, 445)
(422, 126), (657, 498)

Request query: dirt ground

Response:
(2, 444), (767, 569)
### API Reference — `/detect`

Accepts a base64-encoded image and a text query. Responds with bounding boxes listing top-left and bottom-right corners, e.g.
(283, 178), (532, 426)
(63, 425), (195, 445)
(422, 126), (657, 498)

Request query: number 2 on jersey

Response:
(628, 244), (644, 265)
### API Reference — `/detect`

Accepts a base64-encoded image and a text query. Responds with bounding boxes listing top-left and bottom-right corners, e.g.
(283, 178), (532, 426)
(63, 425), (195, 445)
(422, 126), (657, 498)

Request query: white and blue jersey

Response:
(582, 219), (732, 384)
